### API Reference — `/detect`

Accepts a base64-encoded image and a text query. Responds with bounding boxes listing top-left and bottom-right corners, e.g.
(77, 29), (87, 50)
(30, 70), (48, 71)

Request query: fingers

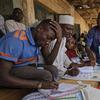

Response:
(49, 21), (58, 31)
(49, 82), (59, 89)
(91, 60), (96, 66)
(49, 21), (62, 39)
(67, 68), (80, 76)
(42, 81), (59, 89)
(49, 21), (60, 28)
(50, 21), (62, 32)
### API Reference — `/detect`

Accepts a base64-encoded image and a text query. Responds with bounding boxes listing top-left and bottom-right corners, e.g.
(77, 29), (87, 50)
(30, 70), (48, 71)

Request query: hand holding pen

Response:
(65, 66), (80, 76)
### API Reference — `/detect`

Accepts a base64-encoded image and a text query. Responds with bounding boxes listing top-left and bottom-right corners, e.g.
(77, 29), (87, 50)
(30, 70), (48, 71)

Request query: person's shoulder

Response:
(6, 36), (22, 44)
(88, 26), (97, 35)
(4, 31), (23, 43)
(4, 37), (23, 51)
(18, 22), (26, 30)
(90, 26), (98, 31)
(5, 19), (15, 23)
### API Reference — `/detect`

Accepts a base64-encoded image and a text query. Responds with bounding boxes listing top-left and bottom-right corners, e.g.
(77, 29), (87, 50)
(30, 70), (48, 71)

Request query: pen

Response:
(56, 96), (76, 100)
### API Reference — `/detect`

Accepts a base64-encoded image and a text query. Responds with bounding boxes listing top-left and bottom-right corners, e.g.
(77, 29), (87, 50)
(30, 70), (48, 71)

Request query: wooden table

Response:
(59, 79), (99, 87)
(59, 66), (100, 88)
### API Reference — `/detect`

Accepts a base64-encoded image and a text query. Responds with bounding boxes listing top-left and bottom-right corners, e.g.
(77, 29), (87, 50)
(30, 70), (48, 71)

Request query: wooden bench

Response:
(0, 89), (32, 100)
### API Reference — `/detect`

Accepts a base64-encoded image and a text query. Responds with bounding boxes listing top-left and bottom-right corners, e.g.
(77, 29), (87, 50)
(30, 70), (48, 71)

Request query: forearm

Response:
(0, 74), (40, 89)
(69, 63), (84, 68)
(42, 39), (61, 64)
(85, 46), (96, 61)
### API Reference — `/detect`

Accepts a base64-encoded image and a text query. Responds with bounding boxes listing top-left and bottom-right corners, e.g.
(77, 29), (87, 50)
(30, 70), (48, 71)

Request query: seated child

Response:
(66, 36), (96, 67)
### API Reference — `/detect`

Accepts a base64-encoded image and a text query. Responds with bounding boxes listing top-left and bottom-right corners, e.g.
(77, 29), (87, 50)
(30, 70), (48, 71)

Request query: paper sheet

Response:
(79, 66), (94, 73)
(62, 66), (100, 81)
(82, 86), (100, 100)
(22, 92), (48, 100)
(58, 83), (79, 92)
(49, 83), (81, 99)
(22, 83), (83, 100)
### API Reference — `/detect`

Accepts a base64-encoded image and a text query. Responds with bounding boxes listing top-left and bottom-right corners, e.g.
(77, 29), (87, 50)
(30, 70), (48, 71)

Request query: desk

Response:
(59, 66), (100, 88)
(59, 79), (99, 88)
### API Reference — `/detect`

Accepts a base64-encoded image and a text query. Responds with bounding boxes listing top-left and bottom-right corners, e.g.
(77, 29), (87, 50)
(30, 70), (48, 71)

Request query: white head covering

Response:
(59, 15), (74, 25)
(0, 15), (6, 34)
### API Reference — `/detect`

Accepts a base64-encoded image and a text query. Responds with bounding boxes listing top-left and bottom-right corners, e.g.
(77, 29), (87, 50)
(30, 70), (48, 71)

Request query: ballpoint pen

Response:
(56, 96), (77, 100)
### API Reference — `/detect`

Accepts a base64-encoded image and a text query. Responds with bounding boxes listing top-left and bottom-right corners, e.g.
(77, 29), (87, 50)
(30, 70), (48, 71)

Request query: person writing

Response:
(44, 15), (79, 77)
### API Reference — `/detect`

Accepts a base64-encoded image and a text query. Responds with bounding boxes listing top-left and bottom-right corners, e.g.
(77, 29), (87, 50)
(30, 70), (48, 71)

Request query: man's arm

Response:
(0, 59), (58, 89)
(85, 46), (96, 66)
(86, 28), (94, 47)
(41, 21), (62, 64)
(41, 40), (61, 64)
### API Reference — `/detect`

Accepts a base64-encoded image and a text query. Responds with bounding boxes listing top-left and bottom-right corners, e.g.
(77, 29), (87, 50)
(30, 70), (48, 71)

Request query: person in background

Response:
(66, 36), (96, 67)
(0, 19), (61, 89)
(0, 15), (6, 37)
(86, 12), (100, 64)
(44, 15), (79, 77)
(5, 8), (26, 32)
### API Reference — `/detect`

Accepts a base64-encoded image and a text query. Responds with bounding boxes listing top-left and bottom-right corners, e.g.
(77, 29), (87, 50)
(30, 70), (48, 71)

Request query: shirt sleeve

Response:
(86, 28), (94, 47)
(64, 53), (72, 68)
(0, 37), (23, 62)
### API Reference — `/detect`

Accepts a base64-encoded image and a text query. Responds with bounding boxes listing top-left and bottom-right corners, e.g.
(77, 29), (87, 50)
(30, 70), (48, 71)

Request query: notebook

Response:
(48, 83), (82, 99)
(22, 83), (83, 100)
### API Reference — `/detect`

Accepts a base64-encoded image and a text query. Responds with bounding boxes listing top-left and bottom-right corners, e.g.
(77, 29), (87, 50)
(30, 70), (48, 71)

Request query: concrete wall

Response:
(12, 0), (23, 9)
(38, 0), (89, 33)
(0, 0), (13, 16)
(13, 0), (36, 26)
(0, 0), (89, 32)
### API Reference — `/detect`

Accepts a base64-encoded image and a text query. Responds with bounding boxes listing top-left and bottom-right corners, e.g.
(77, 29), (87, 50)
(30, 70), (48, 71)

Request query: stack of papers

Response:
(79, 66), (94, 73)
(22, 92), (48, 100)
(62, 66), (100, 81)
(48, 83), (82, 100)
(22, 83), (83, 100)
(81, 86), (100, 100)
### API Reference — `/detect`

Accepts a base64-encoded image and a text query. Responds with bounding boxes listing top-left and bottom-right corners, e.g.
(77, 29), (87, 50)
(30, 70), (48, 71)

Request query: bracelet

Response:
(38, 82), (42, 89)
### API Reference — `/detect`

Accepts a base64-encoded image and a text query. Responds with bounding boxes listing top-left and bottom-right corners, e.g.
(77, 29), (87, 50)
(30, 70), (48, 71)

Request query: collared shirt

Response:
(86, 26), (100, 63)
(0, 28), (40, 67)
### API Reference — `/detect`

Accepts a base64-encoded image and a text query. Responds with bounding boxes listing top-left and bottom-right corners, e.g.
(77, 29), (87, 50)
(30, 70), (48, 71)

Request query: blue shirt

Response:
(86, 26), (100, 64)
(0, 28), (40, 67)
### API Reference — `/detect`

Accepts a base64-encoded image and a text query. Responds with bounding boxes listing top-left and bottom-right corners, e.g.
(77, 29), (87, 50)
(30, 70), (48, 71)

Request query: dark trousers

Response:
(11, 65), (58, 81)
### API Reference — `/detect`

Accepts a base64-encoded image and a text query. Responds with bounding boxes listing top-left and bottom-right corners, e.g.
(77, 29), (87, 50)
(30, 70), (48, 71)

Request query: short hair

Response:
(34, 19), (56, 39)
(37, 19), (51, 28)
(11, 8), (23, 21)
